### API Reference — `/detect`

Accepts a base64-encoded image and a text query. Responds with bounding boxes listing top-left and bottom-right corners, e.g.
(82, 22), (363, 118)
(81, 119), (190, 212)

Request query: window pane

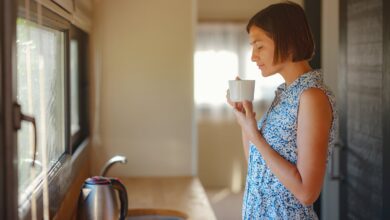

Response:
(16, 18), (65, 201)
(194, 50), (238, 106)
(195, 23), (285, 109)
(70, 40), (80, 136)
(244, 50), (284, 101)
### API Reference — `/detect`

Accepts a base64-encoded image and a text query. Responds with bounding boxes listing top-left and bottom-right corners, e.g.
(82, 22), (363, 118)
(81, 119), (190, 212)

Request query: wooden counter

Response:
(120, 176), (216, 220)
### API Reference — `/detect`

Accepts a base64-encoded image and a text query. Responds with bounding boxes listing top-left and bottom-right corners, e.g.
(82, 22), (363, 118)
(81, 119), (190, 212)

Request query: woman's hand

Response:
(226, 91), (244, 112)
(232, 100), (260, 141)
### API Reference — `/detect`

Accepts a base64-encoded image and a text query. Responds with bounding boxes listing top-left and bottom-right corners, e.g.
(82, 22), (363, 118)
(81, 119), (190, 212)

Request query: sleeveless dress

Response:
(242, 69), (338, 220)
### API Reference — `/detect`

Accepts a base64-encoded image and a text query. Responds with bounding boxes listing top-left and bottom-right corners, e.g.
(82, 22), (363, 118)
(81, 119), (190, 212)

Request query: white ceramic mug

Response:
(228, 80), (255, 102)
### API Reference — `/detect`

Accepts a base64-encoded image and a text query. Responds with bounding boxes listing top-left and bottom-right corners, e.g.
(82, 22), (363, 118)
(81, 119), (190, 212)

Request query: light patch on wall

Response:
(194, 50), (238, 107)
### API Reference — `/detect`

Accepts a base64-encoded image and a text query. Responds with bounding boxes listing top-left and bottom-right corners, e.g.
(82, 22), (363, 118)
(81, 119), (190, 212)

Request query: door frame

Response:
(0, 0), (3, 217)
(304, 0), (322, 216)
(383, 0), (390, 218)
(338, 0), (348, 219)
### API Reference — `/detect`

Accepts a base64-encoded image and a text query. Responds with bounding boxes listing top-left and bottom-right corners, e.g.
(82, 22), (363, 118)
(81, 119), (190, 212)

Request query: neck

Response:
(279, 60), (313, 86)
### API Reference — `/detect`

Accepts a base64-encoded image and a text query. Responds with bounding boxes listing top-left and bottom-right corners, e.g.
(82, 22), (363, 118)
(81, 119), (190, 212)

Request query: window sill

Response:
(19, 138), (90, 220)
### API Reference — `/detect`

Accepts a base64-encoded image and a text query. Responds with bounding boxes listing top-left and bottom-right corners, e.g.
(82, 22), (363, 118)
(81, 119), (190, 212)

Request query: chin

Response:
(261, 70), (273, 77)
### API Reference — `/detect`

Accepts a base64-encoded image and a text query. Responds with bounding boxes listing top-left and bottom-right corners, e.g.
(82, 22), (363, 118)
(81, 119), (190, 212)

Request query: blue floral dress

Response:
(242, 70), (338, 220)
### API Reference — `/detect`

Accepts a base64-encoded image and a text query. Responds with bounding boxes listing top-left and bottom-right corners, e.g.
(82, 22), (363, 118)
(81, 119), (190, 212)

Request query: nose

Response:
(251, 48), (258, 62)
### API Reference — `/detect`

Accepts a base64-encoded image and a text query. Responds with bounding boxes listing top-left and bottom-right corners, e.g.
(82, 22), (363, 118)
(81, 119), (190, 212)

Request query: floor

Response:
(205, 188), (244, 220)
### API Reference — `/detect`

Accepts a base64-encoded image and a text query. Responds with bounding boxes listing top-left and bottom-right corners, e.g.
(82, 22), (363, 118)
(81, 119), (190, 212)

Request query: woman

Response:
(227, 2), (337, 219)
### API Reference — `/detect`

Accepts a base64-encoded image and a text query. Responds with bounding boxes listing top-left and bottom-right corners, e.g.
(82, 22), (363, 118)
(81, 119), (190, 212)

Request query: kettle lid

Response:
(85, 176), (111, 185)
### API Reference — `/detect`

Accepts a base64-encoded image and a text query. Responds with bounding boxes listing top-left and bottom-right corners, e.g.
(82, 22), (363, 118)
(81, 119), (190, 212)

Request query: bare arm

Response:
(234, 88), (332, 205)
(226, 77), (250, 161)
(241, 129), (250, 161)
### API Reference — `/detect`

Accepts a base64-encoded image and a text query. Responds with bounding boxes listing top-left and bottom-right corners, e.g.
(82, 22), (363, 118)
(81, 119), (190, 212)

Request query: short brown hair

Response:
(246, 1), (314, 64)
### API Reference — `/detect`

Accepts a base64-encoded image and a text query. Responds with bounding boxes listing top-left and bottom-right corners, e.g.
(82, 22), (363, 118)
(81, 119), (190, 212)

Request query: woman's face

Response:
(249, 25), (286, 77)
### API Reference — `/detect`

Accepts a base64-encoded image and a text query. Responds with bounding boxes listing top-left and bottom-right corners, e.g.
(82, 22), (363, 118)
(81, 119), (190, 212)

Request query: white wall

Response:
(90, 0), (196, 177)
(322, 0), (340, 97)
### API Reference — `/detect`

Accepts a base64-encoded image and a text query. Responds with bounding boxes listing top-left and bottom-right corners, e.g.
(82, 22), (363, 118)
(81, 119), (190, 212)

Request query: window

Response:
(195, 23), (284, 193)
(16, 17), (66, 203)
(195, 50), (238, 107)
(194, 23), (283, 116)
(69, 25), (89, 150)
(9, 2), (90, 219)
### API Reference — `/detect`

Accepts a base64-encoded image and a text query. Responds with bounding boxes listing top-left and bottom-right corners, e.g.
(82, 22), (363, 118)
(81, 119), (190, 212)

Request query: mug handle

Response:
(110, 178), (128, 220)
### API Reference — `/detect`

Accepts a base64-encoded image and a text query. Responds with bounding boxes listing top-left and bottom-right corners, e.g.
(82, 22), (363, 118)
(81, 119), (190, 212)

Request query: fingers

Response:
(232, 107), (244, 121)
(235, 103), (243, 111)
(242, 100), (254, 118)
(226, 89), (245, 111)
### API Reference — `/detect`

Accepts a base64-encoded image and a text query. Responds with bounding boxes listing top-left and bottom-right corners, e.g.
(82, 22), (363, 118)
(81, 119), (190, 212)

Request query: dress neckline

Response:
(276, 69), (322, 94)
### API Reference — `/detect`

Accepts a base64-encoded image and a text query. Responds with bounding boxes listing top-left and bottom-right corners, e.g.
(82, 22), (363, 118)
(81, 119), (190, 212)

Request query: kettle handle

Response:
(110, 178), (128, 220)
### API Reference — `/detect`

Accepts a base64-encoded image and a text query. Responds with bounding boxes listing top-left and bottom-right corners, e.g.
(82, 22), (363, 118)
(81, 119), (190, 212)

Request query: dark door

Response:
(339, 0), (389, 219)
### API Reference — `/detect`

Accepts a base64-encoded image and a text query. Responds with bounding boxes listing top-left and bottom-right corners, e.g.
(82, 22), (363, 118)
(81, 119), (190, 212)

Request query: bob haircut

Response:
(246, 1), (315, 64)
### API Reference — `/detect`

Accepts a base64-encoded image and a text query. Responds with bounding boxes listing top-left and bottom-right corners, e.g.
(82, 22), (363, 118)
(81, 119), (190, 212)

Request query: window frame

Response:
(69, 25), (89, 153)
(1, 0), (18, 219)
(0, 0), (90, 219)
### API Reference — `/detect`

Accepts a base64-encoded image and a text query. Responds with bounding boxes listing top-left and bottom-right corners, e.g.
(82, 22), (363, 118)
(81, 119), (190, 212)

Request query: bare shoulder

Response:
(300, 88), (332, 115)
(301, 87), (329, 102)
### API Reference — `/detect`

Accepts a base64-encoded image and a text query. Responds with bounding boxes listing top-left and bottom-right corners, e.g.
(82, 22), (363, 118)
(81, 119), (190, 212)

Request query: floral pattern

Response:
(242, 70), (338, 220)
